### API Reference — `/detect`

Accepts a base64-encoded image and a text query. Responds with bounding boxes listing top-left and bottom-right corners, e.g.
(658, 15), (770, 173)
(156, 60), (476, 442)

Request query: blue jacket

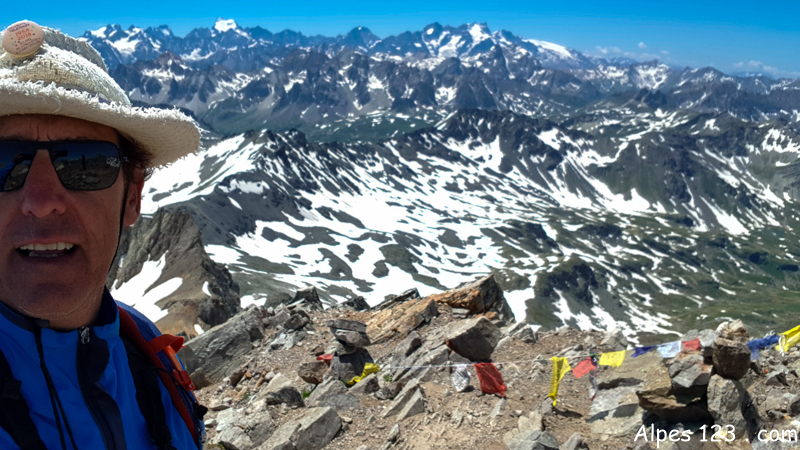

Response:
(0, 290), (197, 450)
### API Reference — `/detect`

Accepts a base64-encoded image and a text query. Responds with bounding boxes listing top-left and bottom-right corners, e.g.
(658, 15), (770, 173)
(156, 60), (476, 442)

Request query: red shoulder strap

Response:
(118, 307), (198, 443)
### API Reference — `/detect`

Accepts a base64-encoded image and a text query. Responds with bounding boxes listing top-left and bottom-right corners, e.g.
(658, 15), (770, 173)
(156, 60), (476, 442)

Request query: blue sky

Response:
(6, 0), (800, 77)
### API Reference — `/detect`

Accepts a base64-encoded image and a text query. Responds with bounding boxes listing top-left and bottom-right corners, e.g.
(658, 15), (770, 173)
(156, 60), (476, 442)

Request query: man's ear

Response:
(122, 172), (144, 227)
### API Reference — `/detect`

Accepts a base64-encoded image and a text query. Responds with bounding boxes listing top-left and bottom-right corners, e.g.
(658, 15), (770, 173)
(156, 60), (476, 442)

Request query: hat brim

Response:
(0, 79), (200, 168)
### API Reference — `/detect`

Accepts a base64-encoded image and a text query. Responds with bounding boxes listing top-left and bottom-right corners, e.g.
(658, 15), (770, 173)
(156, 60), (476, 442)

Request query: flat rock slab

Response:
(326, 319), (367, 333)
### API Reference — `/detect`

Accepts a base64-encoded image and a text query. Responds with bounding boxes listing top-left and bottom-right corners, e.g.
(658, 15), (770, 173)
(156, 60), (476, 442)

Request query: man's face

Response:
(0, 115), (144, 329)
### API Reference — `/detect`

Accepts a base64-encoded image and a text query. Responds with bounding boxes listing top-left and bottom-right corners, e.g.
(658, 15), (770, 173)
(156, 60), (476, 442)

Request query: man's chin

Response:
(3, 286), (101, 330)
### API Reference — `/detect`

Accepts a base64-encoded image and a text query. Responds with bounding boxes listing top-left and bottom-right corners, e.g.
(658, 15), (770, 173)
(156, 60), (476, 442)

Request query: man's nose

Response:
(19, 150), (68, 218)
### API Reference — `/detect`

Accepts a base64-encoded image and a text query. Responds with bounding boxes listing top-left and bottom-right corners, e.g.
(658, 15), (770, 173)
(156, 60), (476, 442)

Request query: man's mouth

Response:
(18, 243), (77, 258)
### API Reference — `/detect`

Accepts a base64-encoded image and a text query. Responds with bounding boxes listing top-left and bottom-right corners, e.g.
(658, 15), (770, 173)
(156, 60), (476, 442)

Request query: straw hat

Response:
(0, 20), (200, 167)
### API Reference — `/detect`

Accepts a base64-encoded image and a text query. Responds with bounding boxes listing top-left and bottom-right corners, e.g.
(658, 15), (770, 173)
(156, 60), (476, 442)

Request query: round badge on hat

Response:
(2, 20), (44, 57)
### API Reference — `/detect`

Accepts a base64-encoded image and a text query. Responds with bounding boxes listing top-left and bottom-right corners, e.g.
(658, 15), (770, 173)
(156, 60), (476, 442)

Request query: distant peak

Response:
(214, 18), (239, 33)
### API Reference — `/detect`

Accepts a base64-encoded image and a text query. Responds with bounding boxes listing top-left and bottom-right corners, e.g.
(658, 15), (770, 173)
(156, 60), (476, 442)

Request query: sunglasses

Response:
(0, 140), (127, 192)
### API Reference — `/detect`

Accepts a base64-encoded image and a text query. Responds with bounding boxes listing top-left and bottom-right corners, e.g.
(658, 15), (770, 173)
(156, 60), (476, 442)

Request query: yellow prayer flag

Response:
(599, 350), (626, 368)
(547, 357), (571, 406)
(346, 363), (381, 386)
(777, 324), (800, 353)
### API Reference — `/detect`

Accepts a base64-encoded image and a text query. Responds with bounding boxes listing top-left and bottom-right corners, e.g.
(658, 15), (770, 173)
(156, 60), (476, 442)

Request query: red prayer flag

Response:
(682, 339), (701, 351)
(572, 357), (597, 379)
(474, 363), (506, 397)
(316, 353), (334, 366)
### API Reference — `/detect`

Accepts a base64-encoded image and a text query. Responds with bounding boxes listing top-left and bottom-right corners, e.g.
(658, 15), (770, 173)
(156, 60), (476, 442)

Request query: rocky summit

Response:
(185, 282), (800, 450)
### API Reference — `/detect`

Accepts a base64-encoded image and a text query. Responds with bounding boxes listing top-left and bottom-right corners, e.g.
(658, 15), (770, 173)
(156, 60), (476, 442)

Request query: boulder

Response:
(706, 375), (747, 432)
(560, 433), (589, 450)
(716, 320), (749, 344)
(264, 386), (304, 407)
(636, 359), (712, 423)
(331, 348), (374, 382)
(428, 274), (514, 323)
(305, 378), (362, 410)
(350, 373), (380, 395)
(179, 306), (265, 388)
(396, 388), (425, 421)
(506, 430), (559, 450)
(367, 296), (438, 344)
(283, 313), (309, 331)
(375, 288), (421, 311)
(298, 361), (328, 385)
(599, 328), (629, 352)
(259, 407), (341, 450)
(290, 286), (323, 310)
(375, 382), (404, 400)
(668, 352), (712, 390)
(210, 399), (274, 450)
(395, 331), (422, 358)
(712, 338), (751, 380)
(342, 296), (370, 311)
(333, 329), (371, 347)
(444, 316), (502, 362)
(588, 386), (644, 437)
(382, 383), (424, 418)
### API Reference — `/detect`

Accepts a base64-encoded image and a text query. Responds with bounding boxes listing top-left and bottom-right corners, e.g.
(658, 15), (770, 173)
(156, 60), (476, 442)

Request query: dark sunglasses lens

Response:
(51, 142), (122, 190)
(0, 144), (34, 192)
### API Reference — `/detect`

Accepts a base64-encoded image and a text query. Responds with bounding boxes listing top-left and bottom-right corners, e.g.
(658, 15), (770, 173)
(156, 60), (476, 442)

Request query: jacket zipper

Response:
(76, 326), (115, 450)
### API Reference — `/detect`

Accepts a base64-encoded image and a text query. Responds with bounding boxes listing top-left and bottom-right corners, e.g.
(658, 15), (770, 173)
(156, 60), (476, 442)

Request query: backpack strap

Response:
(118, 307), (200, 445)
(0, 347), (47, 450)
(122, 337), (177, 450)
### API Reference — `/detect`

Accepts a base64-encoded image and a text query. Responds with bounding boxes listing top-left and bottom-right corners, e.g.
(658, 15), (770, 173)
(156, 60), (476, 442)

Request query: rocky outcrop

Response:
(428, 274), (514, 323)
(367, 295), (439, 344)
(108, 207), (241, 338)
(179, 306), (265, 388)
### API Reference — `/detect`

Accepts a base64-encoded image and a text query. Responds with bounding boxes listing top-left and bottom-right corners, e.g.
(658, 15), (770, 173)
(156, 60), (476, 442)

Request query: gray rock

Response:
(375, 382), (403, 400)
(294, 407), (342, 450)
(387, 424), (400, 443)
(305, 378), (362, 410)
(331, 347), (374, 382)
(668, 353), (712, 390)
(298, 361), (328, 385)
(716, 320), (749, 344)
(326, 319), (367, 333)
(291, 286), (323, 310)
(396, 388), (425, 421)
(452, 308), (469, 319)
(341, 296), (370, 311)
(212, 400), (274, 450)
(707, 375), (746, 432)
(599, 328), (629, 352)
(765, 365), (789, 386)
(560, 432), (589, 450)
(395, 331), (422, 357)
(712, 338), (751, 379)
(283, 313), (309, 331)
(180, 306), (265, 388)
(264, 386), (304, 407)
(258, 407), (340, 450)
(507, 429), (559, 450)
(382, 384), (423, 418)
(334, 329), (371, 347)
(350, 373), (380, 395)
(444, 317), (502, 362)
(517, 411), (543, 433)
(263, 373), (294, 395)
(326, 340), (357, 356)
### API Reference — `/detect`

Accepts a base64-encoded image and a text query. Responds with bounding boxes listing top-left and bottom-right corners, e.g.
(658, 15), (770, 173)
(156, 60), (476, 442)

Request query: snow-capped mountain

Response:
(92, 20), (800, 340)
(108, 107), (800, 340)
(81, 20), (800, 139)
